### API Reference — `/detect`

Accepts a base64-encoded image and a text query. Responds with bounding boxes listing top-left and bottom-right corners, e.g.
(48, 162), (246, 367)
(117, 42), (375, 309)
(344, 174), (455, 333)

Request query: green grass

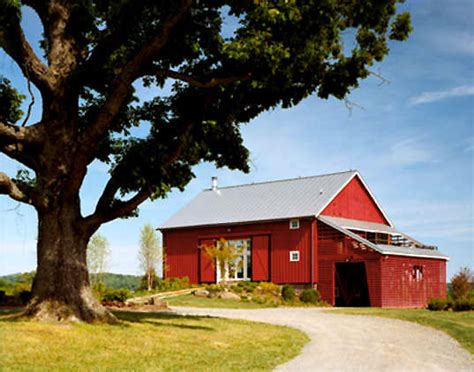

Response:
(0, 309), (308, 371)
(166, 294), (275, 309)
(331, 308), (474, 354)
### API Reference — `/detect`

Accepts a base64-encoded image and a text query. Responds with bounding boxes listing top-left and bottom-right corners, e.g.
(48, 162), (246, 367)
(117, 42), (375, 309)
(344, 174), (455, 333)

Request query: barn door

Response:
(199, 239), (216, 283)
(252, 235), (270, 281)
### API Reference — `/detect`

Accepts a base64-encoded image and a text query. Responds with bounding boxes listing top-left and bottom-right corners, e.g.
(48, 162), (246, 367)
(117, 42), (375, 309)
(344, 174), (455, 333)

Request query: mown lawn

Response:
(0, 309), (307, 371)
(331, 308), (474, 354)
(166, 294), (275, 309)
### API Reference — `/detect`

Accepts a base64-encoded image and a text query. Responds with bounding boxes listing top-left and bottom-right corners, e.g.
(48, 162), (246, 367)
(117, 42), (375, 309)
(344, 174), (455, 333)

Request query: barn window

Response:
(289, 219), (300, 229)
(289, 250), (300, 262)
(412, 265), (423, 281)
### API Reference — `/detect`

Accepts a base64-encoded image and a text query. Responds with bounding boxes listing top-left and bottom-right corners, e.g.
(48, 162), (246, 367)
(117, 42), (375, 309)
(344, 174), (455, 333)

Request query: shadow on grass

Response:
(0, 307), (24, 322)
(113, 310), (216, 331)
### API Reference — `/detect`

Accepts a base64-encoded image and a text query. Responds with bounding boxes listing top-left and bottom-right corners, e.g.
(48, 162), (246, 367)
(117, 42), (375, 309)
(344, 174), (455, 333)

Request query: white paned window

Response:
(289, 250), (300, 262)
(289, 219), (300, 229)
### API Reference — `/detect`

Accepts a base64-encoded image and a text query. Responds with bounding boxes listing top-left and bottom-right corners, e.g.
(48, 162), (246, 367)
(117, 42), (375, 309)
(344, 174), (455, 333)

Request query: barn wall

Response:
(317, 221), (383, 306)
(321, 176), (389, 224)
(380, 256), (447, 307)
(163, 218), (315, 284)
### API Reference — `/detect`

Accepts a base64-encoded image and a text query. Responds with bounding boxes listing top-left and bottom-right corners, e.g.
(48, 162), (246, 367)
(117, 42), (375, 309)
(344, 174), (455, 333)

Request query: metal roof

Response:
(161, 170), (357, 229)
(317, 216), (448, 261)
(319, 216), (400, 235)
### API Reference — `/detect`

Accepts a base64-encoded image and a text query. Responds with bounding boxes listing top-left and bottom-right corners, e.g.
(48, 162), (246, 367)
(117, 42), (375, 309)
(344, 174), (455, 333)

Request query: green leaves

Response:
(0, 77), (24, 124)
(390, 12), (412, 41)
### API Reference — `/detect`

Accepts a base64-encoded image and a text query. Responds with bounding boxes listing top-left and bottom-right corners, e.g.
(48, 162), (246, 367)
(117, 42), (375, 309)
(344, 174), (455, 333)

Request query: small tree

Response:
(451, 267), (473, 300)
(138, 224), (162, 291)
(202, 239), (245, 282)
(87, 233), (111, 286)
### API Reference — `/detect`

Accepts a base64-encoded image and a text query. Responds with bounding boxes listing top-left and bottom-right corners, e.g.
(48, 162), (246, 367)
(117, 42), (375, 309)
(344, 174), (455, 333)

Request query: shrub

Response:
(258, 282), (280, 296)
(237, 281), (258, 293)
(452, 298), (474, 312)
(427, 297), (449, 311)
(0, 290), (5, 304)
(299, 289), (320, 304)
(19, 290), (31, 305)
(451, 267), (473, 300)
(282, 284), (295, 301)
(102, 288), (131, 302)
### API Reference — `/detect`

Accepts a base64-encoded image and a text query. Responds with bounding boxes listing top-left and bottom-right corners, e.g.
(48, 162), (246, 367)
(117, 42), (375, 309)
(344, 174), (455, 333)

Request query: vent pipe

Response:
(211, 176), (218, 191)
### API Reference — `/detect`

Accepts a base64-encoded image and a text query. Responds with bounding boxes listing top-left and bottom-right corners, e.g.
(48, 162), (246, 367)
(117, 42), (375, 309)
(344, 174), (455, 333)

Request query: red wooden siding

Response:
(380, 256), (446, 307)
(321, 176), (389, 224)
(252, 235), (270, 281)
(317, 221), (383, 306)
(199, 239), (216, 283)
(164, 219), (314, 284)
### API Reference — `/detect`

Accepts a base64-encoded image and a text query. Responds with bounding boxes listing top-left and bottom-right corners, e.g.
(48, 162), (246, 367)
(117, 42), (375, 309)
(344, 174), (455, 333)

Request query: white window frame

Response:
(289, 219), (300, 229)
(289, 250), (300, 262)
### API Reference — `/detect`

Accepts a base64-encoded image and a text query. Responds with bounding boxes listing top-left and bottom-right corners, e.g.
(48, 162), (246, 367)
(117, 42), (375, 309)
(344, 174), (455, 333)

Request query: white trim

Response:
(379, 251), (449, 261)
(314, 172), (394, 227)
(289, 250), (300, 262)
(289, 219), (300, 229)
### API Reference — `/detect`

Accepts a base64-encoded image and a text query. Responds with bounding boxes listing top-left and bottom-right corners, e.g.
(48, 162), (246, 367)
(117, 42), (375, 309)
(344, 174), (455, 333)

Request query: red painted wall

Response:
(252, 235), (270, 281)
(380, 256), (446, 307)
(321, 176), (390, 224)
(163, 218), (315, 284)
(317, 221), (383, 306)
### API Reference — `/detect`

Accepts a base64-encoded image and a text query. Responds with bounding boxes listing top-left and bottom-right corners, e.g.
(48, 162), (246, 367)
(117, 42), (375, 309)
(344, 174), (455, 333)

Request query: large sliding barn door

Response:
(252, 235), (270, 281)
(199, 239), (216, 283)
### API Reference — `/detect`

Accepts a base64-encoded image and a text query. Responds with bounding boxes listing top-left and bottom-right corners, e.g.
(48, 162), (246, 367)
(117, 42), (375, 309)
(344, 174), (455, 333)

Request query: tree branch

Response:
(0, 12), (52, 94)
(151, 69), (252, 89)
(79, 0), (192, 156)
(0, 172), (33, 204)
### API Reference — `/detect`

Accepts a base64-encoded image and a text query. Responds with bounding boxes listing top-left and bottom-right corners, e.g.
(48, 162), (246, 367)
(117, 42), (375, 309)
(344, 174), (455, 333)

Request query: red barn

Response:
(160, 171), (447, 307)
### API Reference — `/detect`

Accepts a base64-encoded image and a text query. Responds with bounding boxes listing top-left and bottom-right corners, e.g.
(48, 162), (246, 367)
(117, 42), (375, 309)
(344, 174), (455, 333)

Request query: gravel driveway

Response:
(172, 307), (473, 371)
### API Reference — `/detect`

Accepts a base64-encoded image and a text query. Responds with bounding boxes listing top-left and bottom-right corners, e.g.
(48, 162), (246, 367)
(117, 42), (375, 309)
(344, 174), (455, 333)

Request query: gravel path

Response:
(172, 307), (473, 372)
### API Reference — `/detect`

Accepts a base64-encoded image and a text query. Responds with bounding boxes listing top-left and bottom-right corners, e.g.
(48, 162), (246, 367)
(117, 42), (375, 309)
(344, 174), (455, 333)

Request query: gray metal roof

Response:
(161, 170), (357, 229)
(317, 216), (448, 260)
(319, 216), (400, 235)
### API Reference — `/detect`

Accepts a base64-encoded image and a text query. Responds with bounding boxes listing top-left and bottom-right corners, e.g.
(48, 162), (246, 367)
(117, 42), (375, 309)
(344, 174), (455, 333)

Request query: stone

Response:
(218, 291), (241, 301)
(193, 289), (210, 298)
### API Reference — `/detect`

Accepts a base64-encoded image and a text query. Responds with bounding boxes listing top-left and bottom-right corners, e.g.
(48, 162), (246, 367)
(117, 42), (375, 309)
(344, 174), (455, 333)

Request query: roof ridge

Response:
(205, 169), (357, 191)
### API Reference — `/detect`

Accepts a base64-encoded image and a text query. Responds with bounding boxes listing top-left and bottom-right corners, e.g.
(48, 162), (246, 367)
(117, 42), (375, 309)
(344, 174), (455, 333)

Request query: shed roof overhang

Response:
(317, 216), (449, 261)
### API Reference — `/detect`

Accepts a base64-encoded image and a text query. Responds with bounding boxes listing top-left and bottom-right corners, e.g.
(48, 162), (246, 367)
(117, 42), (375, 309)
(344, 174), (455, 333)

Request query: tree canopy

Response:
(0, 0), (412, 322)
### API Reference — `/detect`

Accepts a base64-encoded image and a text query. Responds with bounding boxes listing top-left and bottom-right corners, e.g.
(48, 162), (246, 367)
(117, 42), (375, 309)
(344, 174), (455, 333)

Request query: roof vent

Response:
(211, 176), (218, 191)
(319, 189), (324, 195)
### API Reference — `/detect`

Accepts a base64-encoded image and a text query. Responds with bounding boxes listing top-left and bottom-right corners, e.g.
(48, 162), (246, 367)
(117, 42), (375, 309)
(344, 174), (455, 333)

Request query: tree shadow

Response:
(0, 307), (24, 322)
(112, 310), (216, 331)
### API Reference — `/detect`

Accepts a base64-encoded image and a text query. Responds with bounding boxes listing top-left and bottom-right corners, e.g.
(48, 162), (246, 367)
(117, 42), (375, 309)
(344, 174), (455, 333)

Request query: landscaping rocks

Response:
(193, 289), (210, 298)
(218, 291), (241, 301)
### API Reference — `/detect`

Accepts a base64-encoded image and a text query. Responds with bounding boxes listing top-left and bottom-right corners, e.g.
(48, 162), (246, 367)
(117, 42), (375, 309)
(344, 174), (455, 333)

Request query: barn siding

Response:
(164, 219), (313, 284)
(317, 221), (382, 306)
(380, 256), (446, 307)
(252, 235), (270, 281)
(321, 176), (389, 224)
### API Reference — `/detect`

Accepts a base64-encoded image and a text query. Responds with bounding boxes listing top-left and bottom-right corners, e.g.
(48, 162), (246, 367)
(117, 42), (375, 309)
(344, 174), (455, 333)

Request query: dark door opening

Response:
(335, 262), (370, 307)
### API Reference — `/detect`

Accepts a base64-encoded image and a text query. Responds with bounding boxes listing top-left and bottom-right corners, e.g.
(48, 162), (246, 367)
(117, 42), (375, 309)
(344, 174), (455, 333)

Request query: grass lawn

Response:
(331, 308), (474, 354)
(0, 309), (308, 371)
(166, 294), (276, 309)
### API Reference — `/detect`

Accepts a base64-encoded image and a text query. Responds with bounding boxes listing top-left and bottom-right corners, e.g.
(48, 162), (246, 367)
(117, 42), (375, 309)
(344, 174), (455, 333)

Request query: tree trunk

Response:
(24, 206), (116, 323)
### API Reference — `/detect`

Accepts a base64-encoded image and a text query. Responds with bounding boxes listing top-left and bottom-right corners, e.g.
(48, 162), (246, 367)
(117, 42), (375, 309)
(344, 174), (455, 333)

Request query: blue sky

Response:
(0, 1), (473, 279)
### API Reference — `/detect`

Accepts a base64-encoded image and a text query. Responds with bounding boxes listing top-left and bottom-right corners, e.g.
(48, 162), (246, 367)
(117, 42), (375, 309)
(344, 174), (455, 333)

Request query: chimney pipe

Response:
(211, 176), (218, 190)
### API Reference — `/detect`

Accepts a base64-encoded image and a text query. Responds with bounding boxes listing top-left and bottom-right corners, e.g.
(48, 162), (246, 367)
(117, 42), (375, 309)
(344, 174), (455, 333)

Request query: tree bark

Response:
(24, 204), (116, 323)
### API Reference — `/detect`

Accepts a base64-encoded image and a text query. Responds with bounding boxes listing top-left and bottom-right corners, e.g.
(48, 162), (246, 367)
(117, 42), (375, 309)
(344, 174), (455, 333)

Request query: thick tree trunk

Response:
(24, 205), (116, 323)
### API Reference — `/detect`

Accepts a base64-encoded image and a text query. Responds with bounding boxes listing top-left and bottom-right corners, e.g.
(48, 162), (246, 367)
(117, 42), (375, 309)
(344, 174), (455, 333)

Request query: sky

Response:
(0, 1), (473, 279)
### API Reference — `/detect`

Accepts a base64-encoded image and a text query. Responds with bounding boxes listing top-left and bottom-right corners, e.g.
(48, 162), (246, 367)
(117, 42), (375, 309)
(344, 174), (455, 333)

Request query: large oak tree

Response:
(0, 0), (411, 322)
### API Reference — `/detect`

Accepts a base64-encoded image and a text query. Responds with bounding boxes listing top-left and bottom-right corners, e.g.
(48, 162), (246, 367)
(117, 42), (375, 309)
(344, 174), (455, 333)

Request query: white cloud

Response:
(388, 137), (434, 166)
(409, 85), (474, 105)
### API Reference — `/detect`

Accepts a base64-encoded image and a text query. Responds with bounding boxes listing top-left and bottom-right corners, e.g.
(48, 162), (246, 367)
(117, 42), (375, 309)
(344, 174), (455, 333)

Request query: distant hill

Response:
(0, 272), (142, 291)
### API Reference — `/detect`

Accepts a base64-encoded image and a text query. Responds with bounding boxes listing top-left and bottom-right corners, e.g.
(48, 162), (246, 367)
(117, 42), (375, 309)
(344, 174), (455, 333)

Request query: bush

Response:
(451, 267), (473, 300)
(299, 289), (320, 304)
(452, 298), (474, 312)
(258, 282), (280, 296)
(237, 281), (258, 293)
(427, 297), (450, 311)
(102, 288), (131, 302)
(19, 290), (31, 305)
(282, 284), (295, 301)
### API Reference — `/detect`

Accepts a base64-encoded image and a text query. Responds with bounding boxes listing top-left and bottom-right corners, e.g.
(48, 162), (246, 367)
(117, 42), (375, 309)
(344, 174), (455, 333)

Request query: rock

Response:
(193, 289), (210, 298)
(218, 291), (241, 301)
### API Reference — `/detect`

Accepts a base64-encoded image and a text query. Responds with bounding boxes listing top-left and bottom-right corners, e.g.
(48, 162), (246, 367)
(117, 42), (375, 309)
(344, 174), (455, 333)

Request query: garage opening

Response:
(335, 262), (370, 307)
